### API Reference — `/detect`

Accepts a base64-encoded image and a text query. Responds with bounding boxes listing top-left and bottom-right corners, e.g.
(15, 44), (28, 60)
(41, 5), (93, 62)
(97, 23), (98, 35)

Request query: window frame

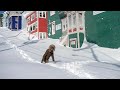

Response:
(31, 13), (35, 21)
(73, 13), (76, 27)
(51, 21), (55, 35)
(78, 13), (82, 25)
(68, 15), (72, 28)
(39, 11), (46, 18)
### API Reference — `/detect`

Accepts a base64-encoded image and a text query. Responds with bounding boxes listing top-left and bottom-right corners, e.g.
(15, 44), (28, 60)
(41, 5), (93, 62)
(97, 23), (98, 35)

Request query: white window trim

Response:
(52, 21), (55, 35)
(59, 24), (61, 30)
(39, 11), (46, 18)
(28, 22), (37, 32)
(56, 23), (61, 30)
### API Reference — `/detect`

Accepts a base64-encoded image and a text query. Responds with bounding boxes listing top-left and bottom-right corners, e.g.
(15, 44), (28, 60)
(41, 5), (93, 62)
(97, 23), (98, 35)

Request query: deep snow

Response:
(0, 27), (120, 79)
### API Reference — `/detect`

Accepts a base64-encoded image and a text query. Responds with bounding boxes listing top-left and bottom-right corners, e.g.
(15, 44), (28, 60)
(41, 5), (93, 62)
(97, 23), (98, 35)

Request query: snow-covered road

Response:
(0, 33), (79, 79)
(0, 27), (120, 79)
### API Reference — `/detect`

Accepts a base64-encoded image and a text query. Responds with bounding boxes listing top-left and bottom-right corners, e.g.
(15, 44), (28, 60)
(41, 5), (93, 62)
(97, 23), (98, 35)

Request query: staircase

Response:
(59, 30), (68, 46)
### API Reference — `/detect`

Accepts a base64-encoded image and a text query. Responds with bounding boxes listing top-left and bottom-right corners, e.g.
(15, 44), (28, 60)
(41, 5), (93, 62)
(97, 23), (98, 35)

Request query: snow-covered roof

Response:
(22, 11), (34, 18)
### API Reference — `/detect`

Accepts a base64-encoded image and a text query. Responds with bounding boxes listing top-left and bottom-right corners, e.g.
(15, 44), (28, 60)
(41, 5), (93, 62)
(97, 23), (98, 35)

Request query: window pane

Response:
(64, 25), (65, 30)
(79, 13), (82, 24)
(43, 33), (46, 38)
(59, 24), (61, 29)
(31, 13), (35, 21)
(43, 12), (45, 17)
(73, 13), (76, 26)
(56, 24), (58, 30)
(69, 15), (71, 27)
(71, 41), (75, 45)
(39, 12), (42, 17)
(33, 25), (35, 30)
(40, 33), (42, 38)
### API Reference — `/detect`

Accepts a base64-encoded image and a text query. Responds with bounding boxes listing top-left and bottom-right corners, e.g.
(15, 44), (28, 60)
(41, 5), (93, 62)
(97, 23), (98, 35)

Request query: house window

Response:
(78, 13), (82, 24)
(63, 25), (65, 30)
(56, 23), (61, 30)
(73, 13), (76, 26)
(32, 22), (37, 30)
(43, 12), (46, 17)
(71, 40), (76, 45)
(62, 18), (67, 32)
(68, 15), (71, 28)
(39, 11), (42, 17)
(49, 27), (51, 33)
(50, 11), (55, 16)
(40, 33), (42, 39)
(58, 24), (61, 30)
(29, 26), (32, 32)
(52, 21), (55, 35)
(43, 33), (46, 38)
(39, 11), (46, 18)
(33, 24), (35, 30)
(56, 25), (58, 30)
(31, 13), (35, 21)
(27, 17), (30, 23)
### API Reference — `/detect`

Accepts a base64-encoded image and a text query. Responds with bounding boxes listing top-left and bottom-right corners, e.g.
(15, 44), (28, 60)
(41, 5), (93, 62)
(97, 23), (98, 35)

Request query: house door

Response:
(70, 39), (77, 48)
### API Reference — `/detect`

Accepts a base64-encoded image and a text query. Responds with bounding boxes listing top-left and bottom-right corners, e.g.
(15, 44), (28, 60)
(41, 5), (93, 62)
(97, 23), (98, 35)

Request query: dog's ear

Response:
(49, 44), (55, 51)
(52, 44), (55, 51)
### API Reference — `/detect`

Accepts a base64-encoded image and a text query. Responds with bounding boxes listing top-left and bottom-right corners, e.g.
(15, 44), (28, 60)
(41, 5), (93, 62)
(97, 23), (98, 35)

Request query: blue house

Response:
(8, 16), (22, 30)
(8, 11), (23, 31)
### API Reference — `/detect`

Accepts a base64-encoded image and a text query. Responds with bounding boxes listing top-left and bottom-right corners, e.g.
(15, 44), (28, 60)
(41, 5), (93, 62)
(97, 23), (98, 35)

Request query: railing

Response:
(59, 30), (68, 44)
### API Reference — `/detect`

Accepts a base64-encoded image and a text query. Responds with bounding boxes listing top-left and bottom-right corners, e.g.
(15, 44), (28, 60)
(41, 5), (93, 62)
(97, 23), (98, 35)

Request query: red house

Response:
(26, 11), (48, 40)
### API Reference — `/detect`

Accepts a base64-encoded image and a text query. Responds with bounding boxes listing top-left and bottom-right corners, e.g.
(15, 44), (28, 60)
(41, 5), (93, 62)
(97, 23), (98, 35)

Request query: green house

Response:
(85, 11), (120, 48)
(59, 11), (85, 48)
(48, 11), (62, 39)
(0, 14), (3, 27)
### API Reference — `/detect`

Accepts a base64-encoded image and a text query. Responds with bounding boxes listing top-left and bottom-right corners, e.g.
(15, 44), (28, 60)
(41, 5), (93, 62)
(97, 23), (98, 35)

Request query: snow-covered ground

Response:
(0, 27), (120, 79)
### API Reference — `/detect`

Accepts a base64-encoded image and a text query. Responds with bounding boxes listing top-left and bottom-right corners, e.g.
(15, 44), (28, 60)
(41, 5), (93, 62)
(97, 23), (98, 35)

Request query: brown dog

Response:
(41, 44), (55, 63)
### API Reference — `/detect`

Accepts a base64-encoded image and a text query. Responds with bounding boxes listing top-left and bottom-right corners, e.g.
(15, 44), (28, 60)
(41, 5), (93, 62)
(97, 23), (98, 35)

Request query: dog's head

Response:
(49, 44), (55, 52)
